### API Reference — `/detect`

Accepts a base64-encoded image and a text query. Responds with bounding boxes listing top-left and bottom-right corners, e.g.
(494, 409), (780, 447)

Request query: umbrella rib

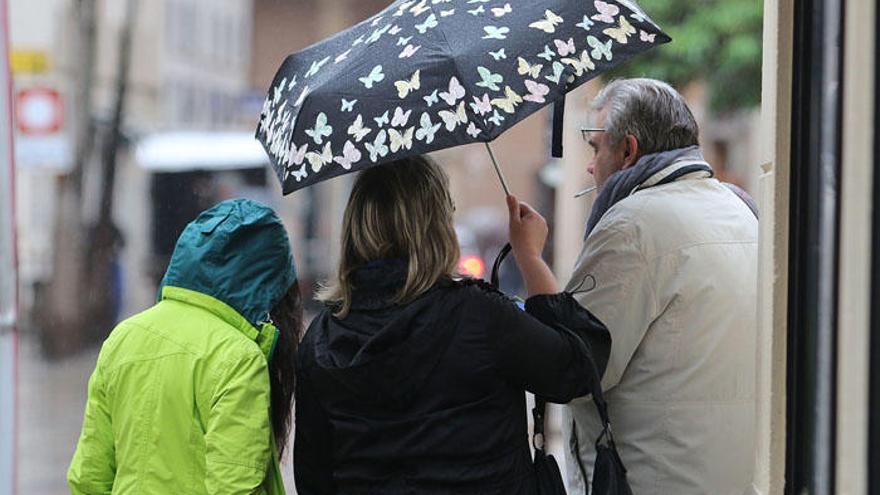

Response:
(430, 4), (488, 136)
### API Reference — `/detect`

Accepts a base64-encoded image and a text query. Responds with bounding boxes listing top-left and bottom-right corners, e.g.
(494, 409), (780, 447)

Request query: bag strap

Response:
(490, 244), (548, 454)
(490, 243), (512, 288)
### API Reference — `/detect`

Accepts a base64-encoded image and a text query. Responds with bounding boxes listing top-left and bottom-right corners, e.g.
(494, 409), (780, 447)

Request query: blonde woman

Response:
(294, 156), (610, 495)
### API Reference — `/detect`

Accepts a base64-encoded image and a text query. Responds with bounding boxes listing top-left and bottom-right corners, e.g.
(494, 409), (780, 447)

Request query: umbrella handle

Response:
(484, 142), (511, 197)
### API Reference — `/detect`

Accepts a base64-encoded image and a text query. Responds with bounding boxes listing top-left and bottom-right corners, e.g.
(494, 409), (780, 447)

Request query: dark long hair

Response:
(269, 281), (303, 457)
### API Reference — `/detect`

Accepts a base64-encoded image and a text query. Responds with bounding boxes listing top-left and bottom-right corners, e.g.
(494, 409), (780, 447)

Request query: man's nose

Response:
(587, 165), (595, 176)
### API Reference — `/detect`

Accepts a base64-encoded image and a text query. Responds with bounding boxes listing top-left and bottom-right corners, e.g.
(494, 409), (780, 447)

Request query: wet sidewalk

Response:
(16, 336), (96, 495)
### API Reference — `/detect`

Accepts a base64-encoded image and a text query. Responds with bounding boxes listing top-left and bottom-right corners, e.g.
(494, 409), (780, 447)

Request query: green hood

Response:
(159, 199), (297, 329)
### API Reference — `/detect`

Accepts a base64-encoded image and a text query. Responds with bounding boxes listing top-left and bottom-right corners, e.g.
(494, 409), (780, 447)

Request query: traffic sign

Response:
(15, 86), (62, 135)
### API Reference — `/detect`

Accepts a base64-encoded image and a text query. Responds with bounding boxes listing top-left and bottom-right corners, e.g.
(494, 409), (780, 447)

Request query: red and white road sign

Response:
(15, 86), (63, 135)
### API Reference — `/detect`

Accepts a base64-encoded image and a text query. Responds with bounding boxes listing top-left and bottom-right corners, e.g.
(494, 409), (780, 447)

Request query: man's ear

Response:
(622, 135), (640, 168)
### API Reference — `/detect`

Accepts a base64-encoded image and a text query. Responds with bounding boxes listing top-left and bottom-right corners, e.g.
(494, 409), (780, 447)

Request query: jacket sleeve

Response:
(566, 222), (659, 392)
(294, 370), (336, 495)
(485, 288), (611, 403)
(204, 351), (273, 494)
(67, 361), (116, 495)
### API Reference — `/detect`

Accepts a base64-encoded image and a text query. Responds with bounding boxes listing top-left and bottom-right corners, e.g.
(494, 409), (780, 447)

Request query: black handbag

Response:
(532, 396), (568, 494)
(492, 244), (633, 495)
(571, 388), (633, 495)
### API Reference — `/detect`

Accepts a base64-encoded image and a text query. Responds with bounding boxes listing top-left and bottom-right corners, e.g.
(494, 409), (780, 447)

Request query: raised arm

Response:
(489, 196), (611, 403)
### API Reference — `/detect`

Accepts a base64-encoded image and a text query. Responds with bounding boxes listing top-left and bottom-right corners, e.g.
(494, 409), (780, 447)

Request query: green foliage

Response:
(608, 0), (763, 113)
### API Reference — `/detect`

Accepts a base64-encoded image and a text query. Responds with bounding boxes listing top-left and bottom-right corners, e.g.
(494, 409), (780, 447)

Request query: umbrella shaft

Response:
(484, 143), (510, 197)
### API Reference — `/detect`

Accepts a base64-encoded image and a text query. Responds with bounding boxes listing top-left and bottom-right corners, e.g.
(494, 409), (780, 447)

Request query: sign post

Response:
(0, 0), (19, 491)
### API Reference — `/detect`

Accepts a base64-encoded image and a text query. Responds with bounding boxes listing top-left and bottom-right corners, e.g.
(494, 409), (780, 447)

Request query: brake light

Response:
(460, 255), (486, 279)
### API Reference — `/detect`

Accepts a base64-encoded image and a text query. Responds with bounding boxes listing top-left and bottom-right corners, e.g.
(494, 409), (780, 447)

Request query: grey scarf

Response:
(585, 146), (714, 239)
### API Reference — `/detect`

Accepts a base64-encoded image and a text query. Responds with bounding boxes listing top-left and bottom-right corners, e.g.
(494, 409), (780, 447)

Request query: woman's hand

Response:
(506, 195), (558, 296)
(506, 195), (548, 262)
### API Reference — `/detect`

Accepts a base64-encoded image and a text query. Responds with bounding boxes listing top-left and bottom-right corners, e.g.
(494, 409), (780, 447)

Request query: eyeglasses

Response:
(580, 127), (605, 141)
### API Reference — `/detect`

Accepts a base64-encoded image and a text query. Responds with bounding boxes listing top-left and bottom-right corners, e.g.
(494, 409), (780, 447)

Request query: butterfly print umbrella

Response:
(257, 0), (670, 195)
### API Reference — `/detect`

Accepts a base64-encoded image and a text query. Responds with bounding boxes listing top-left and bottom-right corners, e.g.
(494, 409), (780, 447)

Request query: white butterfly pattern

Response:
(523, 80), (550, 103)
(306, 142), (333, 173)
(545, 61), (566, 84)
(389, 127), (415, 152)
(365, 130), (390, 162)
(305, 57), (330, 78)
(359, 65), (385, 89)
(340, 98), (357, 112)
(470, 94), (493, 116)
(488, 110), (505, 126)
(305, 112), (333, 145)
(489, 48), (507, 60)
(483, 26), (510, 40)
(347, 115), (372, 142)
(335, 50), (352, 64)
(415, 14), (438, 34)
(577, 16), (595, 31)
(391, 107), (413, 127)
(538, 45), (556, 61)
(399, 44), (422, 59)
(374, 111), (391, 128)
(394, 70), (421, 98)
(423, 90), (440, 107)
(466, 122), (481, 138)
(410, 0), (430, 16)
(588, 35), (613, 61)
(439, 77), (466, 106)
(562, 50), (596, 77)
(530, 10), (563, 33)
(416, 112), (442, 144)
(290, 143), (308, 166)
(438, 102), (468, 131)
(555, 38), (576, 57)
(491, 3), (512, 17)
(333, 140), (362, 170)
(592, 1), (619, 23)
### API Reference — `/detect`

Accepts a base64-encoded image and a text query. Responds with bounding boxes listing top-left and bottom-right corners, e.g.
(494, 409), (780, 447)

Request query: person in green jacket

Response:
(68, 199), (301, 494)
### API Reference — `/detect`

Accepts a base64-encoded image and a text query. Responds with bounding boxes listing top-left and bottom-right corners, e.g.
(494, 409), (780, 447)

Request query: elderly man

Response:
(564, 78), (758, 493)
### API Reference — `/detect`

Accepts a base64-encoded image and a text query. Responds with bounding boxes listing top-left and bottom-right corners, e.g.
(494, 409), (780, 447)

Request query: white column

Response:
(0, 0), (19, 491)
(751, 0), (793, 493)
(835, 0), (876, 492)
(553, 82), (598, 281)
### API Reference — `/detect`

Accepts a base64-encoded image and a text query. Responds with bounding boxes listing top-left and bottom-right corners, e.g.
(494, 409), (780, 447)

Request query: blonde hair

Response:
(317, 156), (460, 317)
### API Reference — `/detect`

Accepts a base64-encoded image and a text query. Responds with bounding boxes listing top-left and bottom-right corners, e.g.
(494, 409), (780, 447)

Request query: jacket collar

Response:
(348, 259), (409, 311)
(161, 285), (278, 360)
(585, 146), (713, 239)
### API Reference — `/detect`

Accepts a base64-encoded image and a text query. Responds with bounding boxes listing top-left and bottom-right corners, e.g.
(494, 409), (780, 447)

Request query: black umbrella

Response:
(256, 0), (670, 195)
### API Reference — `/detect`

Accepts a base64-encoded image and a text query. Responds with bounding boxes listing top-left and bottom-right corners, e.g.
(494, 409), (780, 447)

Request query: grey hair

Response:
(591, 78), (700, 154)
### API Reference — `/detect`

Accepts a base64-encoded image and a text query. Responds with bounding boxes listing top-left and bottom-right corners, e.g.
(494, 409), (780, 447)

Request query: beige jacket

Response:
(563, 173), (758, 494)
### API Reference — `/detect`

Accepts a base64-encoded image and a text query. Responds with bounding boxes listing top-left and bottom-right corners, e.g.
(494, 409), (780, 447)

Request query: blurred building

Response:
(10, 0), (259, 322)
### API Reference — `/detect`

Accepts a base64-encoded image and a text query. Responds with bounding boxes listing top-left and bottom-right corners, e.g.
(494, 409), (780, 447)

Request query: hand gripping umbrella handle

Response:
(484, 142), (511, 196)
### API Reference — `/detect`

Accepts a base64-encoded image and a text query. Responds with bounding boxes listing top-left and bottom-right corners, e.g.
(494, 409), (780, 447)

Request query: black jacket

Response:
(294, 260), (610, 495)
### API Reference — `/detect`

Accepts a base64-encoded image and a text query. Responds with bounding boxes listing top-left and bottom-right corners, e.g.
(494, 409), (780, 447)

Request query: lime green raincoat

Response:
(68, 199), (297, 494)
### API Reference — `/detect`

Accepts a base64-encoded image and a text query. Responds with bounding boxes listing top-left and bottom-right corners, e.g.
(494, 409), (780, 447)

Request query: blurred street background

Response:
(4, 0), (761, 493)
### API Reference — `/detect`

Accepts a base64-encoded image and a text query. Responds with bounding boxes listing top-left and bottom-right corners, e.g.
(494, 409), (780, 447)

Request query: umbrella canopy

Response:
(257, 0), (670, 195)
